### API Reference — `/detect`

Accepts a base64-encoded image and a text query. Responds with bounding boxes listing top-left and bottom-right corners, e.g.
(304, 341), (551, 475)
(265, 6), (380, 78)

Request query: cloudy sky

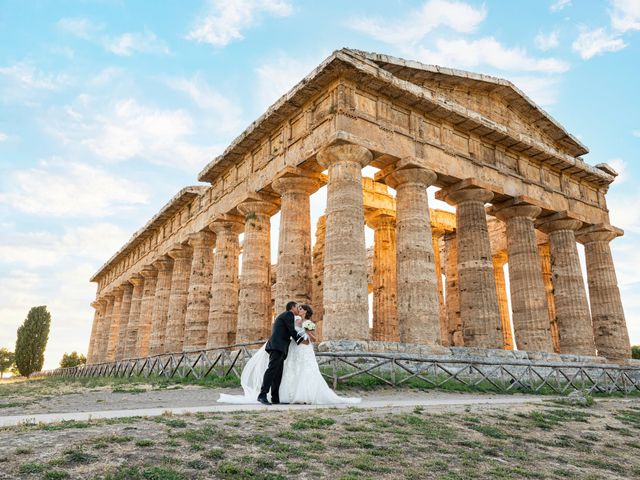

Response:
(1, 0), (639, 370)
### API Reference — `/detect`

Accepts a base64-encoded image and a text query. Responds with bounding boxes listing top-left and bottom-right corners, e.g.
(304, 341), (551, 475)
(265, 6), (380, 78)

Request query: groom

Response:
(258, 301), (307, 405)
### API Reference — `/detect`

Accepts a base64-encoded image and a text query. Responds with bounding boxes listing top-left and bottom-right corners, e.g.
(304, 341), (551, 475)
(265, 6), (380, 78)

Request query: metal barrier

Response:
(36, 342), (640, 395)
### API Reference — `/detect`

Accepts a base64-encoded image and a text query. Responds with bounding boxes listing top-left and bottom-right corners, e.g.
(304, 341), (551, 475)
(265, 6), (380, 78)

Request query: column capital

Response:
(111, 285), (125, 296)
(272, 175), (322, 196)
(140, 265), (158, 278)
(537, 218), (583, 234)
(236, 199), (279, 218)
(167, 244), (193, 260)
(492, 204), (542, 222)
(129, 273), (144, 286)
(209, 214), (245, 235)
(386, 167), (437, 190)
(577, 223), (624, 244)
(152, 255), (174, 272)
(187, 230), (215, 248)
(444, 186), (494, 205)
(365, 210), (396, 230)
(316, 143), (372, 168)
(91, 299), (106, 309)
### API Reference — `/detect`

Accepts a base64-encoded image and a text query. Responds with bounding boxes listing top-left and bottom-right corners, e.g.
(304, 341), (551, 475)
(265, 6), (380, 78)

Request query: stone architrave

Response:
(115, 282), (134, 360)
(149, 256), (174, 356)
(432, 231), (448, 346)
(164, 245), (193, 353)
(311, 215), (326, 339)
(577, 225), (630, 360)
(136, 266), (158, 357)
(538, 219), (595, 356)
(184, 231), (216, 351)
(443, 232), (463, 346)
(236, 200), (279, 343)
(316, 144), (372, 341)
(442, 186), (502, 349)
(538, 243), (560, 353)
(96, 294), (114, 363)
(386, 166), (441, 345)
(493, 204), (554, 353)
(272, 175), (320, 313)
(105, 286), (124, 362)
(492, 252), (514, 350)
(124, 274), (145, 359)
(87, 299), (105, 364)
(207, 215), (244, 348)
(366, 210), (398, 342)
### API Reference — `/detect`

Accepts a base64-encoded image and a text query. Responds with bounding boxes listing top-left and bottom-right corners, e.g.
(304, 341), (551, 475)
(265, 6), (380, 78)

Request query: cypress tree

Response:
(14, 306), (51, 377)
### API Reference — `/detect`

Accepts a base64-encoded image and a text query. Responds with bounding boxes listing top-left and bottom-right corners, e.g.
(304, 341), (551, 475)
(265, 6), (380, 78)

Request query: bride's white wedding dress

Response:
(218, 340), (360, 405)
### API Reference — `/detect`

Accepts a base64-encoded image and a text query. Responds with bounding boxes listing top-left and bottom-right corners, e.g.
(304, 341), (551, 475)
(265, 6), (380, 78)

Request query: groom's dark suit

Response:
(259, 310), (306, 403)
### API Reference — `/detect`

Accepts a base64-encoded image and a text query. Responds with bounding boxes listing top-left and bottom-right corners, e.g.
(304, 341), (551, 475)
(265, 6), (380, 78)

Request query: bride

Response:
(218, 304), (360, 405)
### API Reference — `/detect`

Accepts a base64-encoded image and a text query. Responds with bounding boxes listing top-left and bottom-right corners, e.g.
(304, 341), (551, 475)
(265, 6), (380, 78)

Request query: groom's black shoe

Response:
(257, 395), (271, 406)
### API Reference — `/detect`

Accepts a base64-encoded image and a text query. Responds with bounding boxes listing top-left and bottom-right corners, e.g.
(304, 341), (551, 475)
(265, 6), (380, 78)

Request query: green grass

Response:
(18, 462), (45, 473)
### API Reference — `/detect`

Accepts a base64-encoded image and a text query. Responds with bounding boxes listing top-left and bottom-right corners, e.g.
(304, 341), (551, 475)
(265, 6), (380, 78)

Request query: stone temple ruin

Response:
(86, 49), (632, 368)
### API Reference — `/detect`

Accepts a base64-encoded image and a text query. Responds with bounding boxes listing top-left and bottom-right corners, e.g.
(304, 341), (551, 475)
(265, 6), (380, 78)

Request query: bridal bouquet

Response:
(302, 320), (316, 331)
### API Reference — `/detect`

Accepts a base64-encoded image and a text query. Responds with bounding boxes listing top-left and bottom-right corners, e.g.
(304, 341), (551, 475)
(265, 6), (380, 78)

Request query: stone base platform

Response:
(317, 340), (640, 368)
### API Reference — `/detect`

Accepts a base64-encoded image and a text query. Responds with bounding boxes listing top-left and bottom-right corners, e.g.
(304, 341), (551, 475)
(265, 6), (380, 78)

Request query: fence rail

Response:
(36, 342), (640, 395)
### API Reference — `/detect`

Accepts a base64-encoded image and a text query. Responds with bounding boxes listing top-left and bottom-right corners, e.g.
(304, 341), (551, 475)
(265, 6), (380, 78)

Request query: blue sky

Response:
(1, 0), (639, 369)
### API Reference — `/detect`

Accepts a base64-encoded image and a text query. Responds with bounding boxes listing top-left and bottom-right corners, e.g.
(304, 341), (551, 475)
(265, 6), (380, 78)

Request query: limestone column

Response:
(443, 232), (463, 346)
(149, 256), (174, 356)
(164, 245), (193, 353)
(316, 144), (371, 341)
(115, 282), (134, 360)
(272, 176), (320, 313)
(386, 167), (440, 344)
(87, 299), (105, 364)
(236, 200), (279, 343)
(432, 231), (448, 345)
(537, 220), (595, 356)
(538, 243), (560, 353)
(136, 266), (158, 357)
(577, 226), (630, 360)
(494, 204), (554, 352)
(184, 231), (215, 350)
(207, 215), (244, 348)
(444, 187), (502, 349)
(311, 215), (326, 339)
(96, 294), (114, 362)
(105, 286), (124, 362)
(366, 211), (398, 342)
(492, 252), (514, 350)
(124, 274), (144, 359)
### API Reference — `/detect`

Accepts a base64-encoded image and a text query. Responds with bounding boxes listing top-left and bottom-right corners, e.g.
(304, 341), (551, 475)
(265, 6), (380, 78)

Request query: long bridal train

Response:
(218, 341), (361, 405)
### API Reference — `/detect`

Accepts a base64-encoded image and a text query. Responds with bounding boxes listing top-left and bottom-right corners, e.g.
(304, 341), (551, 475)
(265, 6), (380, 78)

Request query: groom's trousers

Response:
(259, 350), (285, 401)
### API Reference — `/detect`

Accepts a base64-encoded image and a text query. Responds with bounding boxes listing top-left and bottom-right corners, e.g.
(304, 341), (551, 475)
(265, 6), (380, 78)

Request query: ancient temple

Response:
(86, 49), (631, 365)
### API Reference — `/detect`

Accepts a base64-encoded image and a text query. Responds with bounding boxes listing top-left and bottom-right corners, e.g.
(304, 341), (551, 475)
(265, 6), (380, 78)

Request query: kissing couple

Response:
(218, 301), (360, 405)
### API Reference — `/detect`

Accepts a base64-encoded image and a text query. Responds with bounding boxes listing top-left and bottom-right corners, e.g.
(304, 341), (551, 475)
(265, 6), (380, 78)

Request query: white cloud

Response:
(58, 16), (170, 56)
(416, 37), (570, 73)
(509, 76), (561, 107)
(350, 0), (486, 46)
(186, 0), (293, 47)
(633, 130), (640, 137)
(550, 0), (571, 12)
(611, 0), (640, 33)
(255, 52), (322, 109)
(608, 193), (640, 235)
(534, 31), (559, 51)
(46, 96), (219, 170)
(0, 132), (7, 142)
(0, 159), (148, 217)
(57, 16), (102, 39)
(164, 74), (243, 134)
(104, 30), (171, 56)
(0, 62), (69, 91)
(572, 27), (626, 59)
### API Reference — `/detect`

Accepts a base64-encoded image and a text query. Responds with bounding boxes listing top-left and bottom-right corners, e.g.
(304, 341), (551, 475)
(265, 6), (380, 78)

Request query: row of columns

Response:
(88, 142), (631, 363)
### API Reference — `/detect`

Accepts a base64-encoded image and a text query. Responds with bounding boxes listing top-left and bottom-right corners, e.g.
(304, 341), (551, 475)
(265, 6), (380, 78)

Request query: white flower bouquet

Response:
(302, 320), (316, 331)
